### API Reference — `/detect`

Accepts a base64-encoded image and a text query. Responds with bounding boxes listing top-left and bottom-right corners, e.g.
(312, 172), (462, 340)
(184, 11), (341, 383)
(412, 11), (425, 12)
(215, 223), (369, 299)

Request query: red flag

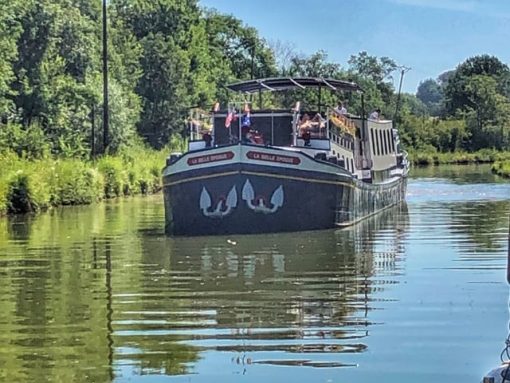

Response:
(225, 112), (233, 128)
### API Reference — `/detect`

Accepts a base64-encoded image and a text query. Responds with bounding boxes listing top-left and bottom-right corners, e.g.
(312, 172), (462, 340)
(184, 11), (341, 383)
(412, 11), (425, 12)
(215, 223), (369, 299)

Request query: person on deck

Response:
(369, 108), (381, 120)
(334, 101), (347, 116)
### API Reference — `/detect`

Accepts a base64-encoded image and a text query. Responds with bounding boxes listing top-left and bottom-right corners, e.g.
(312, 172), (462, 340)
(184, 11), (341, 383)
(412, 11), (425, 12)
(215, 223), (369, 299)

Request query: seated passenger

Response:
(246, 128), (264, 145)
(299, 113), (325, 128)
(202, 132), (212, 147)
(299, 112), (326, 138)
(302, 130), (311, 147)
(334, 101), (347, 116)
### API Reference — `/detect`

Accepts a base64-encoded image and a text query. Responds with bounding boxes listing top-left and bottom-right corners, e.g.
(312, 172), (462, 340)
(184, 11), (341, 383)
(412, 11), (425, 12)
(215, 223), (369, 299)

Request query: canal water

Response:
(0, 164), (509, 382)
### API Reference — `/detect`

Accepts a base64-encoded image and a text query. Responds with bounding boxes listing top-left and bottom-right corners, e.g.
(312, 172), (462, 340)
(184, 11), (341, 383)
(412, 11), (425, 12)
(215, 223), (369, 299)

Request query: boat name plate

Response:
(187, 151), (235, 166)
(246, 151), (301, 165)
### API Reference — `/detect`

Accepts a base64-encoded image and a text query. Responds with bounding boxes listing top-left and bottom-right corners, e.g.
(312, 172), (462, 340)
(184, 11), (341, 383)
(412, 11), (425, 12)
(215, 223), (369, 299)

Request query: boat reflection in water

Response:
(115, 203), (409, 377)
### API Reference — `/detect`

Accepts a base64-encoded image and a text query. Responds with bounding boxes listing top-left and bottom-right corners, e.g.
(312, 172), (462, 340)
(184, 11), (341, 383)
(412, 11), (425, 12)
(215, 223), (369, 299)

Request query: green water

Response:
(0, 164), (509, 382)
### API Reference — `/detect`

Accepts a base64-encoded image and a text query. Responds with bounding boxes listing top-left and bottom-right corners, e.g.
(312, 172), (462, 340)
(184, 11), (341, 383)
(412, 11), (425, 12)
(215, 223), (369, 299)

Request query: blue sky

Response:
(199, 0), (510, 93)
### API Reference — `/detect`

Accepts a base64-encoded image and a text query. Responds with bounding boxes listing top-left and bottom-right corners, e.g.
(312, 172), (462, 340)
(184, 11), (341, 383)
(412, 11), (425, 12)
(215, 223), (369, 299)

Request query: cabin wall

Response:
(328, 129), (356, 173)
(367, 120), (397, 171)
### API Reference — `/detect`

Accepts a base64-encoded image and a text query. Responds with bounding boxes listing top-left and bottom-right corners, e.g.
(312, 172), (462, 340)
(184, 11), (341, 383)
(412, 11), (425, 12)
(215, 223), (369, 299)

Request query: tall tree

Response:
(462, 75), (510, 150)
(204, 10), (277, 105)
(416, 78), (443, 116)
(0, 0), (25, 119)
(113, 0), (220, 147)
(444, 54), (510, 115)
(348, 51), (398, 114)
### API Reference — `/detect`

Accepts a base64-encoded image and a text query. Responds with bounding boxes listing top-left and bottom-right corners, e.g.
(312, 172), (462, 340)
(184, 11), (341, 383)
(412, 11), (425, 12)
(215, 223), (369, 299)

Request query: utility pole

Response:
(250, 43), (255, 80)
(102, 0), (109, 153)
(393, 66), (411, 127)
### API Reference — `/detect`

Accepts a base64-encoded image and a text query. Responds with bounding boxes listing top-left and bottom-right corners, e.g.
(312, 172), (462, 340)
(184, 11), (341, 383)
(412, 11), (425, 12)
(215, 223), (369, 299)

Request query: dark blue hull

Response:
(163, 149), (407, 236)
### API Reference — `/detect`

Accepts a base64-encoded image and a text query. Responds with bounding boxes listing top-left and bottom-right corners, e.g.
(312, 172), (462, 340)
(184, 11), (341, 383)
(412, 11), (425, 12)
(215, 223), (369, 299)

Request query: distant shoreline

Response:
(408, 149), (510, 167)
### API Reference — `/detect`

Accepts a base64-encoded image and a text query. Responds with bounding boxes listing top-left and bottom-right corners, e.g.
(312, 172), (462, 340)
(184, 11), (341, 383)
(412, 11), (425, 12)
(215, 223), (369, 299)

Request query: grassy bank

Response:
(0, 145), (174, 216)
(492, 160), (510, 178)
(408, 149), (510, 166)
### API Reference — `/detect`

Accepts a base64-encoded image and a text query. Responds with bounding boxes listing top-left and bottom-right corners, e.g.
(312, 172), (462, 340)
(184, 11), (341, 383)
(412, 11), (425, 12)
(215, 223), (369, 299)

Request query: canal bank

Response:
(0, 147), (167, 216)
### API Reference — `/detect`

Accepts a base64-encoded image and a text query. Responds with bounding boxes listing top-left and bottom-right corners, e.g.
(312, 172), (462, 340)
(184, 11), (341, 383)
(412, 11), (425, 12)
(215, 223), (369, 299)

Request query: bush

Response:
(7, 167), (51, 213)
(51, 160), (104, 205)
(0, 122), (51, 159)
(492, 160), (510, 178)
(409, 149), (510, 166)
(0, 143), (167, 215)
(97, 156), (127, 198)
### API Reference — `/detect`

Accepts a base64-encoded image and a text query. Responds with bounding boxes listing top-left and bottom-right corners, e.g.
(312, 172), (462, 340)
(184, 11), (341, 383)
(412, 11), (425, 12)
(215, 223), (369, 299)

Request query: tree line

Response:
(0, 0), (509, 159)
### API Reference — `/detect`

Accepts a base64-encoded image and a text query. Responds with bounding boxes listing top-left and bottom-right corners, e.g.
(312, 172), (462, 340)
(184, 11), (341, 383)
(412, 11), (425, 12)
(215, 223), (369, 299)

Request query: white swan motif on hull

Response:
(200, 186), (237, 218)
(242, 179), (284, 214)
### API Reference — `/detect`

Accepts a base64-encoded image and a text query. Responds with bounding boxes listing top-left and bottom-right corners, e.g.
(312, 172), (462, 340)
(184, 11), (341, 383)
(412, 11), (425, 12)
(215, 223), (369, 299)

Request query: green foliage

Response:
(399, 115), (467, 152)
(97, 156), (127, 198)
(0, 144), (169, 216)
(279, 50), (345, 111)
(409, 148), (510, 166)
(51, 160), (104, 205)
(0, 122), (51, 159)
(445, 55), (510, 115)
(492, 160), (510, 178)
(348, 51), (396, 105)
(461, 75), (510, 150)
(7, 165), (51, 213)
(416, 78), (444, 116)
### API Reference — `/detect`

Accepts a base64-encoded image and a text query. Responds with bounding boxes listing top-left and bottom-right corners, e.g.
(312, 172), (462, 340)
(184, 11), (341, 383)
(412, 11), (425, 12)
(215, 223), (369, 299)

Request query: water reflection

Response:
(116, 203), (410, 377)
(0, 199), (411, 381)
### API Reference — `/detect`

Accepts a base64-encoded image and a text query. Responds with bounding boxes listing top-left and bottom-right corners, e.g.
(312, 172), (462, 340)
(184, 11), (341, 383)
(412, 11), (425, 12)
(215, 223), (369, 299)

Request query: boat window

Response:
(374, 130), (381, 156)
(382, 129), (388, 155)
(351, 158), (354, 171)
(370, 129), (376, 155)
(389, 130), (395, 152)
(380, 130), (385, 155)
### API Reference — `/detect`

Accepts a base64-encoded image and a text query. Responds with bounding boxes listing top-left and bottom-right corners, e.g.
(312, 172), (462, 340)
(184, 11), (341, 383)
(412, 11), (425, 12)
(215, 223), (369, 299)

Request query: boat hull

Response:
(163, 145), (407, 236)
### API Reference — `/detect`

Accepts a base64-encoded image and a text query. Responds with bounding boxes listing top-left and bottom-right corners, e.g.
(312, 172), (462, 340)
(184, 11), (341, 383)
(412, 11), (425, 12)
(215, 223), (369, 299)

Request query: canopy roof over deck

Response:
(226, 77), (363, 94)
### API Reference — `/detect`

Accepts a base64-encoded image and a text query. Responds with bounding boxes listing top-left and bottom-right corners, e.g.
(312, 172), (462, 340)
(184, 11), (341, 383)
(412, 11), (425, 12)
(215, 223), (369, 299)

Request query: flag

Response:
(225, 111), (233, 128)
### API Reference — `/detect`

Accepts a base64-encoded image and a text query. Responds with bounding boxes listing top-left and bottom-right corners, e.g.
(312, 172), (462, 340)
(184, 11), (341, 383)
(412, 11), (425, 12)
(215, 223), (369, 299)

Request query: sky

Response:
(199, 0), (510, 94)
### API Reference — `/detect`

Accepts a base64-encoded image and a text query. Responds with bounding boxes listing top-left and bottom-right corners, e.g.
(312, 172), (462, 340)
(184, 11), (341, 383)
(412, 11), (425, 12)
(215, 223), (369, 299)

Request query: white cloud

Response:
(388, 0), (510, 19)
(389, 0), (477, 13)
